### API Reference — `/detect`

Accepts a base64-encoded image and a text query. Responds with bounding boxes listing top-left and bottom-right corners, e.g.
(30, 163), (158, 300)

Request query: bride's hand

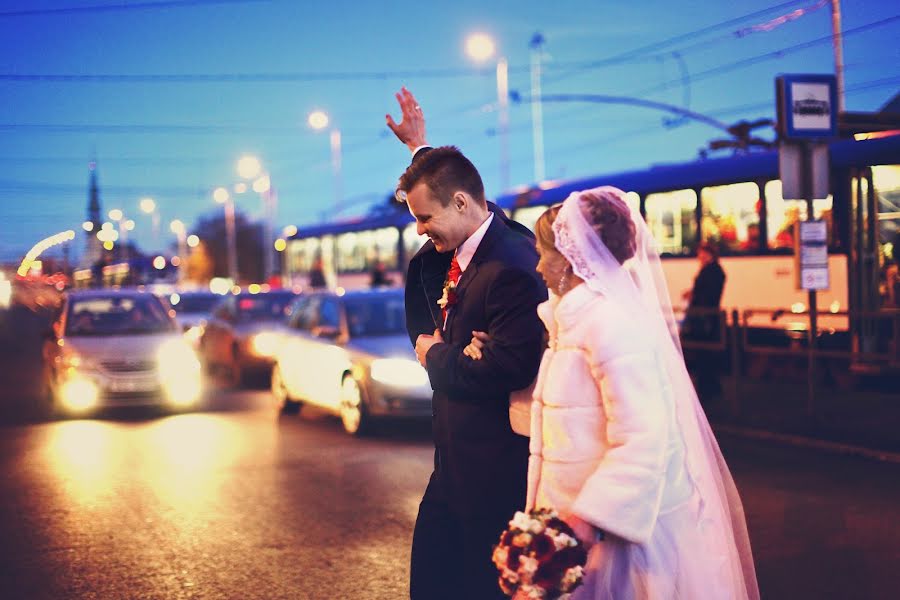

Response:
(560, 511), (598, 550)
(462, 330), (490, 360)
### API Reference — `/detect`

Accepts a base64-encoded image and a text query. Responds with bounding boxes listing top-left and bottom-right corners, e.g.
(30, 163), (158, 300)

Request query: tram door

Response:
(849, 168), (881, 355)
(850, 163), (900, 356)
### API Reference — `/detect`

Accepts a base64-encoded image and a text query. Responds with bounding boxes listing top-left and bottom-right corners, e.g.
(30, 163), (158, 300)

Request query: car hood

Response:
(346, 335), (416, 360)
(176, 313), (208, 329)
(64, 333), (183, 361)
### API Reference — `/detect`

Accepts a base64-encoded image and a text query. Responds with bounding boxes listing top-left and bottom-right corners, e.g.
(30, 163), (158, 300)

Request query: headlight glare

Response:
(370, 358), (429, 388)
(250, 331), (282, 357)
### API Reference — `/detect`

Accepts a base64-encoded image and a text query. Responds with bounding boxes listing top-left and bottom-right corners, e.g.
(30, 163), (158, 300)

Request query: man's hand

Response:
(386, 86), (427, 152)
(415, 328), (443, 367)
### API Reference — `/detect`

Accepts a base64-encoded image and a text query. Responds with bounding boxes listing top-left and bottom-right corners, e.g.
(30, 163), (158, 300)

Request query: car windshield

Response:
(235, 294), (293, 322)
(176, 294), (220, 313)
(345, 295), (407, 337)
(66, 296), (174, 336)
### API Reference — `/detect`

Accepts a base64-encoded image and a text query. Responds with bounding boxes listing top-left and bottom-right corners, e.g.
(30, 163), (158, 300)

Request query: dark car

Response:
(271, 288), (431, 435)
(170, 290), (222, 344)
(198, 289), (297, 385)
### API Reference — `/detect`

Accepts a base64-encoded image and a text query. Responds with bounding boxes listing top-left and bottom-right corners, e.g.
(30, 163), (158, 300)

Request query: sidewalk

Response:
(702, 374), (900, 457)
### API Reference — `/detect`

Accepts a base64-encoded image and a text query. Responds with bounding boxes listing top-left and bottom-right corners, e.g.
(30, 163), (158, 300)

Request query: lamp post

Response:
(466, 33), (510, 192)
(139, 197), (161, 249)
(529, 32), (546, 183)
(236, 154), (278, 283)
(170, 219), (187, 284)
(308, 110), (343, 214)
(214, 186), (239, 283)
(108, 209), (131, 263)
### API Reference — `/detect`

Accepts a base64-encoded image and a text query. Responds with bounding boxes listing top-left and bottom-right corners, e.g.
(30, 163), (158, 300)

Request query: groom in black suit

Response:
(387, 89), (547, 599)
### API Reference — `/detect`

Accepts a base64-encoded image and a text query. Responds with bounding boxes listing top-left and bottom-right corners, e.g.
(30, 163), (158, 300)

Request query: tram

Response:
(283, 133), (900, 335)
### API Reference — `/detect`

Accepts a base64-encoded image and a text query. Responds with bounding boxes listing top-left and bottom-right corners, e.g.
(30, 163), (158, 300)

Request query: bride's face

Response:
(536, 242), (569, 291)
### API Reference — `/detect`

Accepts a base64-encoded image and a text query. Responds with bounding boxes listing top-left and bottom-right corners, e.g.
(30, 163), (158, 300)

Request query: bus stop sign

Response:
(776, 74), (838, 140)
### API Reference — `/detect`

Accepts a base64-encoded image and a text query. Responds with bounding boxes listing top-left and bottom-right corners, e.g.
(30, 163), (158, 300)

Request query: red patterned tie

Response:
(442, 255), (462, 323)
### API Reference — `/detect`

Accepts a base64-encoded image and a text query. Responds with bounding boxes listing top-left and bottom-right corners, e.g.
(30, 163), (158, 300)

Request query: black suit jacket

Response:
(405, 209), (547, 517)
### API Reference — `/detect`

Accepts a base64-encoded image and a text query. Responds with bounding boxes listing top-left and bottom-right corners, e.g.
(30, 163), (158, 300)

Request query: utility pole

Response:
(529, 32), (546, 183)
(830, 0), (845, 113)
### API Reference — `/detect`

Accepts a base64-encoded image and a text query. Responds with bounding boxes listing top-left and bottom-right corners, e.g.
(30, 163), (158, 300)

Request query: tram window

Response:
(289, 237), (321, 274)
(403, 223), (428, 260)
(372, 227), (399, 269)
(645, 189), (697, 255)
(512, 206), (548, 231)
(700, 182), (760, 254)
(765, 180), (833, 251)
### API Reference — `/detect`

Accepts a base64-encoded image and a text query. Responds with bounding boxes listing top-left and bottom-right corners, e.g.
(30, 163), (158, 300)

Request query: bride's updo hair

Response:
(534, 204), (562, 253)
(578, 189), (637, 265)
(533, 190), (637, 265)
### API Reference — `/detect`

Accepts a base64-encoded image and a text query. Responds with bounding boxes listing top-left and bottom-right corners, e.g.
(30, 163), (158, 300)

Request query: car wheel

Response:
(272, 366), (300, 415)
(339, 375), (369, 436)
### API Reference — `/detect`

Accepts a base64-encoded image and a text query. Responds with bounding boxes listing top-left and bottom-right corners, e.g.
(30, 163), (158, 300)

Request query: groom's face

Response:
(406, 182), (468, 253)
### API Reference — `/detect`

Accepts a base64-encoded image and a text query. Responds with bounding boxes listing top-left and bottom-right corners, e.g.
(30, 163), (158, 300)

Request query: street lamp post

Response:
(529, 32), (546, 183)
(214, 187), (239, 283)
(237, 155), (278, 283)
(139, 197), (161, 249)
(170, 219), (187, 284)
(466, 33), (510, 192)
(308, 110), (343, 214)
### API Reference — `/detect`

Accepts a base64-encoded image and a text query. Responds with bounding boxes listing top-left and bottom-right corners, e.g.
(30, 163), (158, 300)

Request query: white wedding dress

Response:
(524, 187), (758, 600)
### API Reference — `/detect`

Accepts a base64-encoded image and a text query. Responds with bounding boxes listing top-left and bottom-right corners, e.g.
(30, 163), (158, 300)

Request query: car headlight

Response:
(183, 324), (205, 345)
(156, 339), (202, 406)
(59, 376), (99, 412)
(370, 358), (429, 388)
(250, 331), (282, 358)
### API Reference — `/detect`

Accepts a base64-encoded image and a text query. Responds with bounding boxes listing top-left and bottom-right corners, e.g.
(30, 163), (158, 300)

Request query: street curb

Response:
(712, 424), (900, 465)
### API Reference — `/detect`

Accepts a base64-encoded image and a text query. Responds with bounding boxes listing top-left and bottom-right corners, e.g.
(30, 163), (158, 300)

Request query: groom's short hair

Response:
(397, 146), (486, 207)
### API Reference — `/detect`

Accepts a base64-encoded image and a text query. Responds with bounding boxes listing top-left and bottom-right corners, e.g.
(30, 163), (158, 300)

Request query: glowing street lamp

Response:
(236, 155), (262, 180)
(108, 208), (123, 222)
(187, 234), (200, 248)
(138, 197), (161, 249)
(465, 32), (510, 191)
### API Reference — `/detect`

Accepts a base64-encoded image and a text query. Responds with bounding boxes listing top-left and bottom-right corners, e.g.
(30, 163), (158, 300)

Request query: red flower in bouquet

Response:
(493, 508), (588, 599)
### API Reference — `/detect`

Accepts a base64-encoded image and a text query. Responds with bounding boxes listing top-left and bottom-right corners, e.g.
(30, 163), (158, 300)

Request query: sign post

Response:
(776, 74), (838, 417)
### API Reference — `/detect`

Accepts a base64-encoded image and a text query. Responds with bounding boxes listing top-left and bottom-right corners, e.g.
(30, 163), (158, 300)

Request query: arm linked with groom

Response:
(387, 87), (548, 600)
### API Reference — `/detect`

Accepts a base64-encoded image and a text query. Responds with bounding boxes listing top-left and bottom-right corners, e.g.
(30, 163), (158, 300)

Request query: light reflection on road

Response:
(39, 409), (281, 514)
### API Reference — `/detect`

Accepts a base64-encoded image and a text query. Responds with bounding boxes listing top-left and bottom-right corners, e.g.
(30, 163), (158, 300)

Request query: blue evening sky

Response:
(0, 0), (897, 262)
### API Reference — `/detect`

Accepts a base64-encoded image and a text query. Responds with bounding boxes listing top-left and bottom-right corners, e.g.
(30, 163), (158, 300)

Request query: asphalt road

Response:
(0, 302), (898, 599)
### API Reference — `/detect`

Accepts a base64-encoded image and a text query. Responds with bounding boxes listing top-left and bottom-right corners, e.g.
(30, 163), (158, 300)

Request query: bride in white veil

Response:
(465, 186), (758, 599)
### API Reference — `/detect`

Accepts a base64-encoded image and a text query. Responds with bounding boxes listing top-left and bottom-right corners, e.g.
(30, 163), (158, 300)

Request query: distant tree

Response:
(186, 241), (215, 283)
(192, 210), (265, 283)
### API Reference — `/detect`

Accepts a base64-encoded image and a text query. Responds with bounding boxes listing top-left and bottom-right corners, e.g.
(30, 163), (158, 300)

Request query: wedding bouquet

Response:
(492, 508), (588, 599)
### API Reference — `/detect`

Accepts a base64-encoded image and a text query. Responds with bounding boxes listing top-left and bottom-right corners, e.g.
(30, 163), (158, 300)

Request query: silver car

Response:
(41, 289), (203, 415)
(272, 288), (431, 435)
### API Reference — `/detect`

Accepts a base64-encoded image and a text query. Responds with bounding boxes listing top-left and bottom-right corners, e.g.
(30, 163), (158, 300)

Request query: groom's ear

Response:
(452, 191), (469, 212)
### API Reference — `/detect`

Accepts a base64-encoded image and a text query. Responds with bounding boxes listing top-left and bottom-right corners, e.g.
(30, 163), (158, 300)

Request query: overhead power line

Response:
(0, 0), (273, 18)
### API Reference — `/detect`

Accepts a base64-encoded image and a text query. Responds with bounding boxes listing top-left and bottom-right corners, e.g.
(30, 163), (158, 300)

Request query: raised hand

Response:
(386, 86), (428, 152)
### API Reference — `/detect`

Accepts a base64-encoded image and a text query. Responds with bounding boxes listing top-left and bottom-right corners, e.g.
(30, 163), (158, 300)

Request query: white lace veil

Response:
(552, 186), (759, 599)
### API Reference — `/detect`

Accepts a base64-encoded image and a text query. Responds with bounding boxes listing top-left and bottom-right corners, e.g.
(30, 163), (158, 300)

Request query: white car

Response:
(41, 289), (203, 415)
(272, 288), (431, 435)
